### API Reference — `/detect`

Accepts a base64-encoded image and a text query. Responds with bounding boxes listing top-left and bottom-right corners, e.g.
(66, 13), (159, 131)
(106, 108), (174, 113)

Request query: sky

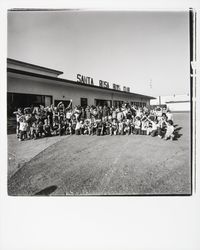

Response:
(7, 10), (190, 97)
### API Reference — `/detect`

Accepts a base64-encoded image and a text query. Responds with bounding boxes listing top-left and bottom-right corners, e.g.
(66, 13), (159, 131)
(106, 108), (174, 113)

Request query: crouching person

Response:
(96, 120), (104, 136)
(164, 120), (175, 141)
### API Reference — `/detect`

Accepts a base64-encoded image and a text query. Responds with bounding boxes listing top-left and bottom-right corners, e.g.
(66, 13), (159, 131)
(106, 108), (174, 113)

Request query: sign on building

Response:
(77, 74), (94, 85)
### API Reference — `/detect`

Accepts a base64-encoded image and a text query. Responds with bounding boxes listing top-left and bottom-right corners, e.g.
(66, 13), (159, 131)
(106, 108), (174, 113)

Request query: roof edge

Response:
(7, 58), (63, 75)
(7, 67), (156, 100)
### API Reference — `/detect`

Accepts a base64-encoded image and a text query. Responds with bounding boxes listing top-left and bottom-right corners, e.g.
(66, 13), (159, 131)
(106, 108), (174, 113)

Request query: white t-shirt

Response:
(75, 122), (82, 130)
(152, 122), (158, 130)
(66, 112), (72, 119)
(166, 125), (174, 136)
(166, 112), (173, 121)
(19, 122), (28, 132)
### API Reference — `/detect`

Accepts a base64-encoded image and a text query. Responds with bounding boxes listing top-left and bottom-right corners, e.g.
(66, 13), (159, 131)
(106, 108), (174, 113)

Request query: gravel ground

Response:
(7, 113), (192, 196)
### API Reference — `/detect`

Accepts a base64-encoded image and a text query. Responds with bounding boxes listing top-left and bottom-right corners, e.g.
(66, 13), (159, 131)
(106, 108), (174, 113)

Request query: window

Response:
(113, 100), (123, 108)
(54, 100), (71, 108)
(80, 98), (88, 108)
(7, 93), (52, 116)
(95, 99), (112, 107)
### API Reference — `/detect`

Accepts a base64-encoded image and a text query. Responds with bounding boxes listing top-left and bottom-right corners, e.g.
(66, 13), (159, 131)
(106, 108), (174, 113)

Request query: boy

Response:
(13, 108), (23, 138)
(124, 119), (131, 135)
(166, 109), (173, 121)
(30, 120), (37, 140)
(134, 116), (141, 135)
(146, 117), (159, 137)
(52, 120), (59, 136)
(105, 120), (112, 135)
(164, 120), (175, 141)
(43, 119), (52, 137)
(18, 116), (28, 141)
(75, 120), (82, 135)
(118, 120), (124, 135)
(91, 120), (97, 135)
(66, 120), (72, 135)
(35, 120), (44, 139)
(84, 119), (91, 135)
(141, 117), (148, 135)
(96, 120), (104, 136)
(111, 119), (118, 136)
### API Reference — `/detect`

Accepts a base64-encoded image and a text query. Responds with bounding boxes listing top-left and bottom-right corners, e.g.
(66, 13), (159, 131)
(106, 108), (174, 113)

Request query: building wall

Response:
(150, 94), (190, 112)
(8, 74), (150, 107)
(150, 95), (190, 105)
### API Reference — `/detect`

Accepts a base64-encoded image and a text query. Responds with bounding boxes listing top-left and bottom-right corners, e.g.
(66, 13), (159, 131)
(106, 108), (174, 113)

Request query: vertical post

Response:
(189, 8), (196, 194)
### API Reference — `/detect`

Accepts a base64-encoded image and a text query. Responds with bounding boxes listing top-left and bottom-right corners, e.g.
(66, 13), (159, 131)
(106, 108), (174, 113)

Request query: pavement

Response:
(7, 113), (192, 196)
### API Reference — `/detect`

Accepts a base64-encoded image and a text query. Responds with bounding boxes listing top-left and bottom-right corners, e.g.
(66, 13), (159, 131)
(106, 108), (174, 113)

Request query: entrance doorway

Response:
(80, 98), (88, 108)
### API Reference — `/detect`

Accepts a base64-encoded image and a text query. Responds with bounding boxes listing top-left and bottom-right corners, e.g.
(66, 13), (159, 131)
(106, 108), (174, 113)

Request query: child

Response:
(79, 120), (84, 135)
(66, 108), (73, 122)
(18, 116), (28, 141)
(53, 107), (59, 124)
(134, 117), (141, 135)
(30, 121), (37, 139)
(13, 108), (23, 138)
(70, 118), (76, 135)
(111, 119), (118, 136)
(82, 119), (89, 135)
(86, 119), (92, 135)
(118, 120), (124, 135)
(141, 117), (148, 135)
(24, 109), (32, 139)
(66, 120), (72, 135)
(35, 120), (44, 139)
(75, 120), (81, 135)
(124, 119), (131, 135)
(52, 121), (60, 136)
(130, 118), (135, 135)
(105, 120), (112, 135)
(117, 108), (124, 123)
(146, 117), (159, 137)
(146, 120), (152, 136)
(59, 120), (66, 136)
(166, 109), (173, 121)
(164, 120), (175, 140)
(85, 106), (91, 119)
(91, 120), (97, 135)
(43, 119), (52, 137)
(96, 121), (104, 136)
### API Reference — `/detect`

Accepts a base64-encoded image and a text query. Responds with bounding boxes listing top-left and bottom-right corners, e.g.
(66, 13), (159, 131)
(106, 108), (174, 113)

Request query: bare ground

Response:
(7, 113), (191, 196)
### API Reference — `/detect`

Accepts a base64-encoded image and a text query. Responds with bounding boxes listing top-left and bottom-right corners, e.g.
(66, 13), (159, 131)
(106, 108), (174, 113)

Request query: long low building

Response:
(7, 58), (155, 115)
(150, 94), (190, 112)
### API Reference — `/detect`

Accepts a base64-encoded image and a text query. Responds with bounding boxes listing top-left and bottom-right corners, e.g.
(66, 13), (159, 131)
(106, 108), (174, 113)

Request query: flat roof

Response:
(7, 58), (63, 76)
(7, 67), (156, 100)
(166, 100), (190, 104)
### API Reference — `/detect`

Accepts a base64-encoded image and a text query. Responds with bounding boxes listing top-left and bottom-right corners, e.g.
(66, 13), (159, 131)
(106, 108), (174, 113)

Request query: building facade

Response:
(150, 94), (190, 112)
(7, 58), (155, 115)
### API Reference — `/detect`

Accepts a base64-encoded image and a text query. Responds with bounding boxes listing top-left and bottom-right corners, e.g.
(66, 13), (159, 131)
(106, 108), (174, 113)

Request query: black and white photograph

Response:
(7, 9), (193, 196)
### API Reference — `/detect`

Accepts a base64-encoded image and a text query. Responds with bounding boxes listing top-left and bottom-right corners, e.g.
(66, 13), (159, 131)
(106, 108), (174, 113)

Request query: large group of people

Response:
(13, 100), (175, 141)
